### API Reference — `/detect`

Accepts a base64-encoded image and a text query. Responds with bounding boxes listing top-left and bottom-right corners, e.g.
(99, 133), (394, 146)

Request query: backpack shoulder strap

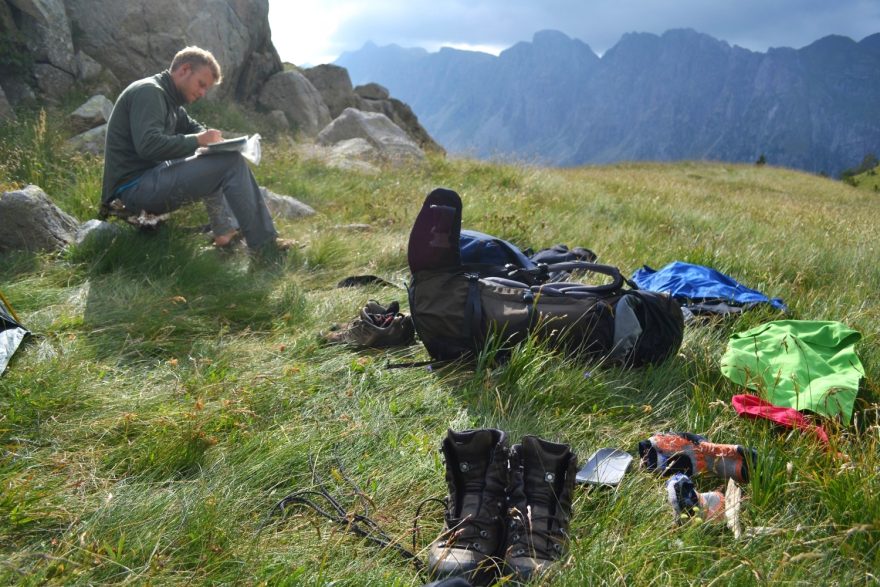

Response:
(510, 262), (633, 293)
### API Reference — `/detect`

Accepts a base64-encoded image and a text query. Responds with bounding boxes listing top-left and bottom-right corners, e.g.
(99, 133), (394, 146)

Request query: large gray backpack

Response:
(406, 188), (684, 366)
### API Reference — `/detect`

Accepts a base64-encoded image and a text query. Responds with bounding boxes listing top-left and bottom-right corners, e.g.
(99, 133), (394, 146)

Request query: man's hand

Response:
(196, 129), (223, 146)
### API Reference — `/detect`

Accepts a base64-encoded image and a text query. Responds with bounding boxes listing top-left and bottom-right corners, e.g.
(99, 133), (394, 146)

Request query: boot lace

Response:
(259, 455), (424, 571)
(439, 511), (500, 551)
(506, 505), (569, 560)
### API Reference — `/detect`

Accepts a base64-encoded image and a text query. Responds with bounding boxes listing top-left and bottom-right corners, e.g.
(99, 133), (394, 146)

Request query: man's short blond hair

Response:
(170, 46), (222, 84)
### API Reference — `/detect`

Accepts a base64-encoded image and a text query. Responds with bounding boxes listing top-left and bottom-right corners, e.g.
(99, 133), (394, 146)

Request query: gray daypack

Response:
(406, 188), (684, 366)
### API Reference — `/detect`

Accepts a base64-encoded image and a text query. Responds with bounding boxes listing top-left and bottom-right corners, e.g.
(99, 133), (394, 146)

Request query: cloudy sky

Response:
(268, 0), (880, 66)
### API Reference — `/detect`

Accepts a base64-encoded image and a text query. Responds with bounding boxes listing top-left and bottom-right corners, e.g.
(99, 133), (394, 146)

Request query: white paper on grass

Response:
(0, 326), (28, 375)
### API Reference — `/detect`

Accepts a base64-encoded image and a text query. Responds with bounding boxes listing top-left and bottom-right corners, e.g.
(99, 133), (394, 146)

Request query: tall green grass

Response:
(0, 109), (878, 585)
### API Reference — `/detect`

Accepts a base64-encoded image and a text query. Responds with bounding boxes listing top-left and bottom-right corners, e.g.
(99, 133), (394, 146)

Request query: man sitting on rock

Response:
(101, 46), (287, 257)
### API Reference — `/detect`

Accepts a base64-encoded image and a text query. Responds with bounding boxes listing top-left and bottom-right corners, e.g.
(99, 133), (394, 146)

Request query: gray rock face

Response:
(304, 64), (357, 118)
(33, 63), (74, 98)
(0, 77), (36, 106)
(65, 123), (107, 155)
(0, 85), (14, 122)
(267, 110), (289, 132)
(8, 0), (53, 23)
(1, 0), (77, 101)
(317, 108), (425, 163)
(64, 0), (282, 101)
(0, 184), (79, 252)
(13, 0), (77, 87)
(354, 82), (389, 100)
(257, 70), (331, 137)
(75, 51), (103, 82)
(259, 187), (315, 219)
(69, 94), (113, 132)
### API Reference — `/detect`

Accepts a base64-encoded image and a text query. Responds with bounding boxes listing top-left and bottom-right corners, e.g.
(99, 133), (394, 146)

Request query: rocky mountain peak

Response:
(860, 32), (880, 51)
(337, 28), (880, 175)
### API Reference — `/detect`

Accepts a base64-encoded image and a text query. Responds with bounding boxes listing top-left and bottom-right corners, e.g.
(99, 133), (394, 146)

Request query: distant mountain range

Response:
(336, 29), (880, 175)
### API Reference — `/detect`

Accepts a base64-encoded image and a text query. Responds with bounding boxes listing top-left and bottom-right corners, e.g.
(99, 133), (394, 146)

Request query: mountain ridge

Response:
(336, 28), (880, 174)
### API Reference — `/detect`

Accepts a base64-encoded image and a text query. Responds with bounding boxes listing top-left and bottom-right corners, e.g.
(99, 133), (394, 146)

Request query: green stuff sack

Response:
(721, 320), (863, 424)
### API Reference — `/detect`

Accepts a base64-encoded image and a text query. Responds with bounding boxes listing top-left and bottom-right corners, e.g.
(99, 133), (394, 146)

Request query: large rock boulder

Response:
(353, 83), (389, 101)
(64, 0), (282, 101)
(259, 187), (315, 219)
(65, 123), (107, 155)
(0, 184), (79, 252)
(69, 94), (113, 132)
(292, 142), (380, 175)
(317, 108), (425, 164)
(355, 95), (445, 154)
(74, 218), (120, 246)
(327, 138), (381, 174)
(257, 70), (330, 137)
(329, 138), (377, 161)
(303, 64), (357, 118)
(301, 65), (443, 153)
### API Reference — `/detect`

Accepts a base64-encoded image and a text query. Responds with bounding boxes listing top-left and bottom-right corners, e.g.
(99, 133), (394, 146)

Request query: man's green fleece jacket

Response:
(101, 70), (205, 203)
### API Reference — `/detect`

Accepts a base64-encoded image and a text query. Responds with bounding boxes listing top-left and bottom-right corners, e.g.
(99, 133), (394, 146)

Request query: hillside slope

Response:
(1, 115), (878, 583)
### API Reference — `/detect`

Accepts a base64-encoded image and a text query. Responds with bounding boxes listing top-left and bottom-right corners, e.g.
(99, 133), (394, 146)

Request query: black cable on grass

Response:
(258, 455), (425, 572)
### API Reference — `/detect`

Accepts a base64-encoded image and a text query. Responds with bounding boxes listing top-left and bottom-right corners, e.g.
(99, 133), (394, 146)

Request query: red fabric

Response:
(732, 394), (829, 444)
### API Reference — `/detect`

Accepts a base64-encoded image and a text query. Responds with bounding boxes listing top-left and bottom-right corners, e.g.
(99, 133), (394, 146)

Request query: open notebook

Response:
(203, 136), (247, 153)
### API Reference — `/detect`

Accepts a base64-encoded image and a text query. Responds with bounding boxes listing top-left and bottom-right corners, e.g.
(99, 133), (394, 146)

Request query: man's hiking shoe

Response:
(505, 436), (577, 581)
(639, 432), (756, 483)
(428, 429), (509, 582)
(323, 301), (415, 348)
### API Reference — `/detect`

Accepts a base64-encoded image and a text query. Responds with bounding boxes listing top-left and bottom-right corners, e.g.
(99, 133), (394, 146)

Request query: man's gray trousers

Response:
(119, 151), (277, 249)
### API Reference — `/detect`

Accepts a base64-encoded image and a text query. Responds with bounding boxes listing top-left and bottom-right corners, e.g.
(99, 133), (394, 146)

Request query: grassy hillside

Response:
(1, 109), (878, 585)
(851, 164), (880, 193)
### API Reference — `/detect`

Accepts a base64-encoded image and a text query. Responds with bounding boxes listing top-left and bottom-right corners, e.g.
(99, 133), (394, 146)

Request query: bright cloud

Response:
(269, 1), (363, 66)
(268, 0), (880, 66)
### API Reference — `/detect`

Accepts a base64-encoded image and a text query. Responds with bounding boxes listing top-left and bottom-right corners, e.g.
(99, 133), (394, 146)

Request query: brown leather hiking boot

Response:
(322, 301), (415, 348)
(505, 436), (577, 580)
(428, 428), (509, 582)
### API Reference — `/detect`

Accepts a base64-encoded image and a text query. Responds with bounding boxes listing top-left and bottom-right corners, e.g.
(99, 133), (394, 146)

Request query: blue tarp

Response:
(632, 261), (786, 312)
